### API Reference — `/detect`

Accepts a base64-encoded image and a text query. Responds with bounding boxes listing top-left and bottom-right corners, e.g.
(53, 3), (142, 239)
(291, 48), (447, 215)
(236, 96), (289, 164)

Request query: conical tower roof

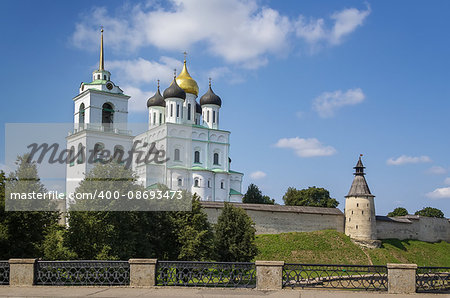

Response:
(346, 155), (374, 198)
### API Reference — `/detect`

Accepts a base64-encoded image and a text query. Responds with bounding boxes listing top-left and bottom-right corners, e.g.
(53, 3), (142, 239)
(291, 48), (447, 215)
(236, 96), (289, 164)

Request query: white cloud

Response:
(275, 137), (336, 158)
(386, 155), (432, 166)
(426, 166), (447, 175)
(123, 85), (155, 112)
(72, 0), (291, 68)
(426, 187), (450, 199)
(444, 177), (450, 185)
(72, 1), (369, 68)
(295, 5), (371, 47)
(250, 171), (267, 180)
(108, 56), (182, 85)
(312, 88), (365, 118)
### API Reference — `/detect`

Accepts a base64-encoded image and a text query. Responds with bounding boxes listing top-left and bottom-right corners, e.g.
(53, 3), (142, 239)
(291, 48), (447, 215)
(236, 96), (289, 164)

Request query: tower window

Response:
(194, 151), (200, 163)
(187, 104), (191, 120)
(153, 112), (156, 125)
(356, 203), (359, 207)
(159, 113), (162, 124)
(113, 145), (124, 163)
(213, 153), (219, 165)
(177, 178), (182, 187)
(194, 178), (199, 187)
(207, 110), (210, 122)
(213, 111), (216, 123)
(174, 149), (180, 161)
(102, 103), (114, 131)
(97, 75), (101, 80)
(103, 75), (106, 80)
(170, 104), (173, 117)
(351, 210), (353, 215)
(69, 146), (75, 166)
(362, 211), (364, 215)
(349, 218), (351, 222)
(220, 181), (224, 189)
(79, 103), (85, 124)
(77, 143), (84, 164)
(356, 225), (358, 229)
(208, 180), (211, 188)
(176, 104), (180, 117)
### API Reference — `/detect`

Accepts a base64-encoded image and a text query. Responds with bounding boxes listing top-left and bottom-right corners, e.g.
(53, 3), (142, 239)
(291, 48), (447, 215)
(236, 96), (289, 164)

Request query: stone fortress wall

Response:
(200, 202), (450, 242)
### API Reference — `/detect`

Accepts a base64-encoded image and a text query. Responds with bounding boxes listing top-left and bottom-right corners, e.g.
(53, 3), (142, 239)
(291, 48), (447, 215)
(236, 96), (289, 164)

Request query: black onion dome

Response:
(200, 86), (222, 107)
(163, 78), (186, 100)
(196, 102), (202, 113)
(147, 88), (165, 107)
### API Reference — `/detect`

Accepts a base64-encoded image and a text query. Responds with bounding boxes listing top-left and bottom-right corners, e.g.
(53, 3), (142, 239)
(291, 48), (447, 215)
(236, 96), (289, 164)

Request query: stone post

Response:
(129, 259), (157, 287)
(9, 259), (36, 286)
(387, 263), (417, 294)
(255, 260), (284, 290)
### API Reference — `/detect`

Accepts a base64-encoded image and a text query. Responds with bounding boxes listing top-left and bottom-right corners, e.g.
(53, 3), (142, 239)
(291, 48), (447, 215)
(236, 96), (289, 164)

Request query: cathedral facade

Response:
(66, 30), (244, 202)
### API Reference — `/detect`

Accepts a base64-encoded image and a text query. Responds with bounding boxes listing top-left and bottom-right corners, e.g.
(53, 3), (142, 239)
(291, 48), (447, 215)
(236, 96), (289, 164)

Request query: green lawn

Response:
(255, 230), (450, 267)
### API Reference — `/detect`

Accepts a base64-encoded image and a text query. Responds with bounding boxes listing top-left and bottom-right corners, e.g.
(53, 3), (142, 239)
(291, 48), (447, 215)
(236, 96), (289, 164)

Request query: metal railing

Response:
(0, 261), (9, 285)
(35, 261), (129, 286)
(156, 261), (256, 288)
(283, 264), (387, 291)
(416, 267), (450, 293)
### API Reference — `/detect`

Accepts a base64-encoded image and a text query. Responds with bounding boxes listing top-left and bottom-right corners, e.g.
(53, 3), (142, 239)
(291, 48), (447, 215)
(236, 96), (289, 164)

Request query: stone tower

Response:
(345, 156), (378, 244)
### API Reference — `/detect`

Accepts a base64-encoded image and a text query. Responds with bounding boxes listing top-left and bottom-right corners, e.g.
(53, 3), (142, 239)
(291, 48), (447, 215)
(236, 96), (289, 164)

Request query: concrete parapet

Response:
(8, 259), (36, 286)
(129, 259), (157, 287)
(255, 260), (284, 290)
(387, 263), (417, 294)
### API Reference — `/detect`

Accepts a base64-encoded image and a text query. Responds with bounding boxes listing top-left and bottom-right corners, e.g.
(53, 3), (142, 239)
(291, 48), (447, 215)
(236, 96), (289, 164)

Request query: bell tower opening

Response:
(102, 103), (114, 131)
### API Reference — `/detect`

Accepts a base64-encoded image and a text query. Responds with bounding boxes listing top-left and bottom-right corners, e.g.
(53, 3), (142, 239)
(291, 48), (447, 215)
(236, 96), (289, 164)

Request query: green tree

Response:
(414, 207), (444, 218)
(283, 186), (339, 208)
(242, 184), (274, 205)
(66, 162), (167, 260)
(170, 194), (214, 260)
(0, 156), (59, 259)
(214, 203), (258, 262)
(42, 226), (77, 260)
(387, 207), (408, 217)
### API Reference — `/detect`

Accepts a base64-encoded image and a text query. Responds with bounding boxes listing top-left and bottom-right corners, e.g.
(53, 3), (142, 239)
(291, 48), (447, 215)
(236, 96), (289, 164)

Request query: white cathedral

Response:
(66, 30), (244, 202)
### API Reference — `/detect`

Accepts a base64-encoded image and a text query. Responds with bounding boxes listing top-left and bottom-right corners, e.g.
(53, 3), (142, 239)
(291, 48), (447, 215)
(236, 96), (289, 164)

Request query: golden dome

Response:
(176, 60), (199, 96)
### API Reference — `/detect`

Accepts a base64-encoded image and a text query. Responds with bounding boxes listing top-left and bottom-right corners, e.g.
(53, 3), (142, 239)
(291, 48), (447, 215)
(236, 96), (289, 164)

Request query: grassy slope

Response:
(255, 230), (450, 266)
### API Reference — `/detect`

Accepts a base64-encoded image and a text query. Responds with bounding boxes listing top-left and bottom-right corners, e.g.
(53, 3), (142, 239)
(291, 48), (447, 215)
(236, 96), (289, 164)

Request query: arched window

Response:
(213, 153), (219, 165)
(113, 145), (124, 163)
(170, 104), (174, 117)
(177, 178), (182, 187)
(94, 143), (104, 162)
(187, 103), (191, 120)
(103, 75), (106, 80)
(159, 113), (162, 124)
(174, 149), (180, 161)
(176, 104), (180, 117)
(102, 103), (114, 131)
(77, 143), (84, 164)
(207, 110), (210, 122)
(194, 151), (200, 163)
(97, 74), (101, 80)
(79, 103), (85, 124)
(153, 112), (156, 125)
(194, 178), (199, 187)
(208, 180), (211, 188)
(69, 146), (75, 166)
(220, 181), (224, 189)
(213, 111), (216, 123)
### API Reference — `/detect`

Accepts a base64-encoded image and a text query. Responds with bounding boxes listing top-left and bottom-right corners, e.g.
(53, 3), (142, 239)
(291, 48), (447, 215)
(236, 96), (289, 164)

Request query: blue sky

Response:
(1, 0), (449, 216)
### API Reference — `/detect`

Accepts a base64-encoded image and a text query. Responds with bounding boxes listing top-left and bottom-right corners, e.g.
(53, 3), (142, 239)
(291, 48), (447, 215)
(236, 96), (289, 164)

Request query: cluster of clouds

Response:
(275, 137), (336, 158)
(72, 0), (371, 68)
(312, 88), (366, 118)
(386, 155), (432, 166)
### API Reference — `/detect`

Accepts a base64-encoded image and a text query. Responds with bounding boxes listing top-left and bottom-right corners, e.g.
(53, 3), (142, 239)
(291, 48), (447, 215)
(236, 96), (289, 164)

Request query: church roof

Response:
(147, 85), (165, 107)
(346, 156), (374, 198)
(176, 60), (199, 96)
(163, 77), (186, 100)
(200, 83), (222, 107)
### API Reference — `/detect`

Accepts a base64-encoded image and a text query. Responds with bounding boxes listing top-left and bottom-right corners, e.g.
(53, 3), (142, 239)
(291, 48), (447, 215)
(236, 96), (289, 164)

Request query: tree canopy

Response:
(415, 207), (444, 218)
(387, 207), (408, 217)
(214, 202), (258, 262)
(242, 183), (274, 205)
(283, 186), (339, 208)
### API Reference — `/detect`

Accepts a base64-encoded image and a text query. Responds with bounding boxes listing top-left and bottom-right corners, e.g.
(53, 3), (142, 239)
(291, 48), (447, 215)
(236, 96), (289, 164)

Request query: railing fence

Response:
(416, 266), (450, 293)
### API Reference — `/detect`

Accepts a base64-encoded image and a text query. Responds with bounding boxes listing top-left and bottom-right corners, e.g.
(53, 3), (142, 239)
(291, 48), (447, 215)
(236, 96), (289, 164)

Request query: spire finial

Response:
(99, 26), (104, 71)
(173, 68), (177, 79)
(157, 79), (160, 90)
(183, 51), (187, 63)
(208, 77), (212, 87)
